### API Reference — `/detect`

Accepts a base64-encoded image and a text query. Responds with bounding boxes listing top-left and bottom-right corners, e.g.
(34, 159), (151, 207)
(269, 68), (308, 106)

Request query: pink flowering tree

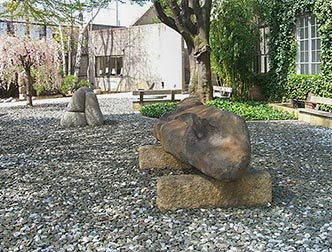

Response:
(0, 35), (62, 106)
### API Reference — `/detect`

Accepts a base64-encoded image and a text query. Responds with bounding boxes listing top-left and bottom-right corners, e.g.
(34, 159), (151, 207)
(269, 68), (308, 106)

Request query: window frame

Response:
(295, 14), (321, 75)
(255, 26), (270, 74)
(95, 55), (124, 78)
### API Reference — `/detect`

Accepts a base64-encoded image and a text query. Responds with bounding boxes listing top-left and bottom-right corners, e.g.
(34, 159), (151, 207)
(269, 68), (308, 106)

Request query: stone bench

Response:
(132, 89), (182, 111)
(298, 93), (332, 128)
(213, 86), (232, 99)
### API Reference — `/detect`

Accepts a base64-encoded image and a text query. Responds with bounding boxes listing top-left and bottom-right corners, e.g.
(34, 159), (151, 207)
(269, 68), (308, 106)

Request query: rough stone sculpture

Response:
(154, 97), (251, 181)
(60, 87), (104, 127)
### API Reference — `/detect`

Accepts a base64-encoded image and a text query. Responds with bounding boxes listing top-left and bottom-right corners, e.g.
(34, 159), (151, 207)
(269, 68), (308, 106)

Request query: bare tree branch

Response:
(181, 0), (197, 35)
(154, 1), (178, 31)
(191, 0), (204, 30)
(201, 0), (212, 32)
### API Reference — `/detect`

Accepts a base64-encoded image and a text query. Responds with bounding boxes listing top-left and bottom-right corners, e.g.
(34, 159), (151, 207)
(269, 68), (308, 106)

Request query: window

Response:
(95, 56), (123, 77)
(296, 15), (321, 75)
(255, 26), (270, 74)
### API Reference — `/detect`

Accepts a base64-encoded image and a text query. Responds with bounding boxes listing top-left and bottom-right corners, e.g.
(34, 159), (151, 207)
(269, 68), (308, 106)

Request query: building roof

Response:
(132, 6), (159, 26)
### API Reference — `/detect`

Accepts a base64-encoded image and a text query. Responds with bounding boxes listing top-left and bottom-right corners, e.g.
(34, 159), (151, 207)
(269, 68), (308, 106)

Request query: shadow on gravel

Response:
(271, 184), (296, 206)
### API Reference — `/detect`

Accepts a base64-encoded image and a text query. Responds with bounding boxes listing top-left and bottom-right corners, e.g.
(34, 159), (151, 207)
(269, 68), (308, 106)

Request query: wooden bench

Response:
(298, 92), (332, 128)
(132, 89), (182, 111)
(213, 86), (232, 99)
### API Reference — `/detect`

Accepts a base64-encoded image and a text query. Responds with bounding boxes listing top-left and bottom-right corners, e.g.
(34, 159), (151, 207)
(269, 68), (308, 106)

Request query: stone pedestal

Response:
(138, 145), (192, 170)
(157, 171), (272, 211)
(139, 145), (272, 211)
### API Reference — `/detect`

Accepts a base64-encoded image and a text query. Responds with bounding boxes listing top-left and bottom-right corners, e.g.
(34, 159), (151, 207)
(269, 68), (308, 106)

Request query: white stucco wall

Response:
(89, 23), (184, 91)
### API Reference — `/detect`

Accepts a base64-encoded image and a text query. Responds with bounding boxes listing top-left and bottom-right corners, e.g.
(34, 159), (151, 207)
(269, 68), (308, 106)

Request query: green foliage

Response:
(61, 75), (90, 94)
(265, 0), (332, 101)
(33, 83), (52, 96)
(78, 79), (91, 87)
(140, 102), (177, 118)
(252, 73), (273, 99)
(206, 99), (297, 120)
(140, 99), (296, 120)
(315, 0), (332, 81)
(210, 0), (332, 102)
(210, 0), (261, 100)
(286, 74), (321, 100)
(284, 74), (332, 112)
(61, 75), (78, 94)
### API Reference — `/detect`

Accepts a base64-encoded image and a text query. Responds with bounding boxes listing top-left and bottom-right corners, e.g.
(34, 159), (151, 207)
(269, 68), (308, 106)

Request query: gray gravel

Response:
(1, 96), (332, 252)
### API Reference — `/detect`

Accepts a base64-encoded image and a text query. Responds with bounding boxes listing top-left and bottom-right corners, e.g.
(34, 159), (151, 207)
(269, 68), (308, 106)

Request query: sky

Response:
(89, 1), (152, 27)
(0, 1), (153, 27)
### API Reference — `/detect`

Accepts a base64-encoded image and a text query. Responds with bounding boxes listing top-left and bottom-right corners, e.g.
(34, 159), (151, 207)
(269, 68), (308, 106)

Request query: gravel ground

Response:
(0, 96), (331, 252)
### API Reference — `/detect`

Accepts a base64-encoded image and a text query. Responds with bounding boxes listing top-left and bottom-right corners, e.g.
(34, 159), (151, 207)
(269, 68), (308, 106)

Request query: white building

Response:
(88, 22), (188, 92)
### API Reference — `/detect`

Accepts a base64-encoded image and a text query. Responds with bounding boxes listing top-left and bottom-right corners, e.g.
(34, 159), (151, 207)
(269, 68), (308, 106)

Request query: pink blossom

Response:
(0, 35), (62, 90)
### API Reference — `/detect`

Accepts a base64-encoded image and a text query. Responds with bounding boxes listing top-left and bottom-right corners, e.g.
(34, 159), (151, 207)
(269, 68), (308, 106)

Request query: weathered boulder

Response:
(67, 87), (89, 112)
(60, 112), (87, 127)
(85, 92), (104, 126)
(60, 87), (104, 127)
(154, 97), (251, 181)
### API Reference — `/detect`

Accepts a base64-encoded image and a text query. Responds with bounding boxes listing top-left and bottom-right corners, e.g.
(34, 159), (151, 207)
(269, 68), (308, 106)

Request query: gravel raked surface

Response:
(0, 95), (331, 252)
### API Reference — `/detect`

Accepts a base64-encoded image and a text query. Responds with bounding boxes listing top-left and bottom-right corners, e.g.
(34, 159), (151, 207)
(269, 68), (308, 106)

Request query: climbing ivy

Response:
(314, 0), (332, 98)
(265, 0), (332, 101)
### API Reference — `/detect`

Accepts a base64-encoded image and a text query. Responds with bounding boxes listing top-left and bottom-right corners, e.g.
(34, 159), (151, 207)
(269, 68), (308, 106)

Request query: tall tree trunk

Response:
(7, 16), (15, 35)
(68, 24), (73, 75)
(188, 44), (212, 102)
(154, 0), (213, 102)
(73, 24), (84, 78)
(25, 66), (33, 106)
(58, 24), (67, 76)
(23, 0), (30, 38)
(73, 4), (104, 78)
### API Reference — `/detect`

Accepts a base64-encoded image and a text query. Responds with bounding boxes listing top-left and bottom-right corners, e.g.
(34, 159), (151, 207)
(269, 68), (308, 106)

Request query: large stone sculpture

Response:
(60, 87), (104, 127)
(154, 97), (251, 181)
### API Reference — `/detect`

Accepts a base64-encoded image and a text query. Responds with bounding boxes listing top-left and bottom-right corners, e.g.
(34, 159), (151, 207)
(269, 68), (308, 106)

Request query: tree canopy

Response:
(210, 0), (261, 100)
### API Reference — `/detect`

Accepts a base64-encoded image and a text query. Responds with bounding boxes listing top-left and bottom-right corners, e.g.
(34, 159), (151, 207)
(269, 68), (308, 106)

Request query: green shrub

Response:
(140, 102), (177, 118)
(78, 79), (91, 88)
(33, 82), (61, 96)
(206, 99), (297, 120)
(61, 75), (78, 94)
(60, 75), (91, 94)
(252, 73), (272, 100)
(34, 83), (51, 96)
(285, 74), (321, 101)
(141, 99), (296, 120)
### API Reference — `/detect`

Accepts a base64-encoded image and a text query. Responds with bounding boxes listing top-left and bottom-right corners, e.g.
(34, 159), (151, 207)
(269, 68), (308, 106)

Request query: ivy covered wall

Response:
(266, 0), (332, 101)
(314, 0), (332, 96)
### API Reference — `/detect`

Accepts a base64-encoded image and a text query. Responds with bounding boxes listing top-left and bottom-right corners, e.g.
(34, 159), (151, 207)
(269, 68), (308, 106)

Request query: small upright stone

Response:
(60, 87), (104, 127)
(60, 112), (87, 127)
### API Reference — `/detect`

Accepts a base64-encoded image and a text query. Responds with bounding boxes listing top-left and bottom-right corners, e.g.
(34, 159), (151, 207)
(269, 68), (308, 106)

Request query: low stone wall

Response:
(298, 109), (332, 128)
